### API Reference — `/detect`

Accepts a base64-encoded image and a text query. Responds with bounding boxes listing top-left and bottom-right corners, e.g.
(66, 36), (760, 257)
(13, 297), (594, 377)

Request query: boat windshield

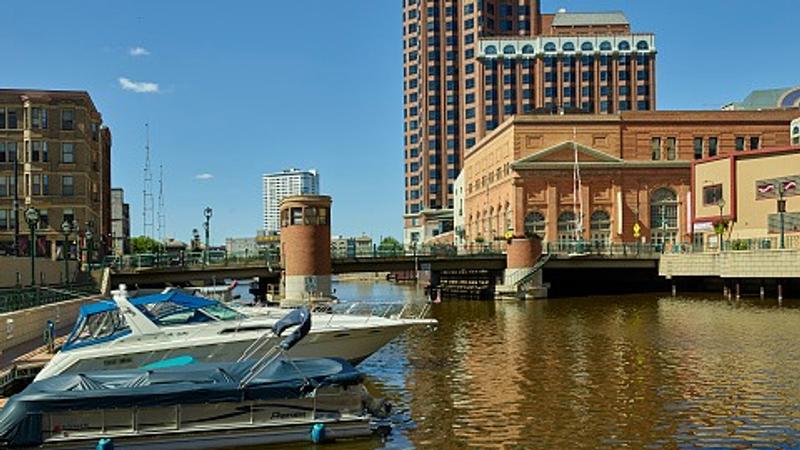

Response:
(136, 300), (245, 326)
(63, 304), (131, 351)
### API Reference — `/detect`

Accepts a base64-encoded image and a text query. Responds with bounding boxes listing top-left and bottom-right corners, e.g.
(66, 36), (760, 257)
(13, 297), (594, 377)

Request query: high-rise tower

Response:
(402, 0), (656, 244)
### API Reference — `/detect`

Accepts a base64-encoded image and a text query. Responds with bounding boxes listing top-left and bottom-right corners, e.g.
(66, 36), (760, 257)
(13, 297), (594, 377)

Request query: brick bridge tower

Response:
(279, 195), (332, 306)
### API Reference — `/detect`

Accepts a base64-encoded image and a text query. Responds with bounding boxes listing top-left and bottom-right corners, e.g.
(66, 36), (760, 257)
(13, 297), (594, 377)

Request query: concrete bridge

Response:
(107, 249), (662, 296)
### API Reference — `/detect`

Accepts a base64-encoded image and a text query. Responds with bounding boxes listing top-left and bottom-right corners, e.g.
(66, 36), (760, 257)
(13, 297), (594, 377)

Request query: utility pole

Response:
(12, 157), (20, 256)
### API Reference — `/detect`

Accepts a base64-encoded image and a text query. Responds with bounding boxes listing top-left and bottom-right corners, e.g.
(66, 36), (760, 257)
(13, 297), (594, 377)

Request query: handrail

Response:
(506, 254), (552, 290)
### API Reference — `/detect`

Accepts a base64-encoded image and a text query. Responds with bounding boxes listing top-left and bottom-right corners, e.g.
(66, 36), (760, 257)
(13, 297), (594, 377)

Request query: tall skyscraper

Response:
(402, 1), (656, 244)
(262, 169), (320, 233)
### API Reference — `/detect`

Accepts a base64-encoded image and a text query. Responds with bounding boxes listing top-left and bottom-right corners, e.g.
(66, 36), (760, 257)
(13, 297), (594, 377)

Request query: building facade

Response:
(462, 110), (798, 249)
(262, 169), (319, 233)
(693, 146), (800, 248)
(225, 236), (259, 258)
(792, 117), (800, 146)
(402, 1), (657, 243)
(0, 89), (111, 258)
(110, 188), (130, 255)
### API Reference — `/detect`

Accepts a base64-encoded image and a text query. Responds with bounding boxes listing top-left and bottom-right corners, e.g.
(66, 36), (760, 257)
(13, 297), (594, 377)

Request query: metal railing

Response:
(684, 234), (800, 253)
(0, 282), (100, 314)
(543, 241), (666, 257)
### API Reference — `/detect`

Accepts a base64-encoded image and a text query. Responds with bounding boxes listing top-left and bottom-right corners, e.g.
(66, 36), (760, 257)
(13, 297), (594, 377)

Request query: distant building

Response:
(263, 169), (319, 233)
(110, 188), (130, 255)
(0, 89), (112, 258)
(330, 234), (373, 258)
(225, 236), (259, 258)
(722, 86), (800, 111)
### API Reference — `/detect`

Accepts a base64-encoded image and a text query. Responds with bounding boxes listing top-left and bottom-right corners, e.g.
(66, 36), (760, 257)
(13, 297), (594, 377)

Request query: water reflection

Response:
(240, 280), (800, 449)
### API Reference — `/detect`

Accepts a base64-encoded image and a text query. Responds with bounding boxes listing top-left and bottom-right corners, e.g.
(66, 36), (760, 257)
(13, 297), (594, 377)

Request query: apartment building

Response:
(262, 169), (319, 233)
(0, 89), (111, 258)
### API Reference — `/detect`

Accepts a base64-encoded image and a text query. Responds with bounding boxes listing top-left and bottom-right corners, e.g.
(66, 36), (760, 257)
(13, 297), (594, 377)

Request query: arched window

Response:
(590, 210), (611, 249)
(503, 45), (516, 55)
(618, 41), (631, 51)
(524, 211), (546, 238)
(544, 42), (556, 53)
(650, 188), (678, 246)
(557, 211), (577, 242)
(780, 88), (800, 108)
(581, 41), (594, 52)
(485, 45), (498, 55)
(521, 44), (535, 55)
(793, 125), (800, 135)
(562, 42), (575, 52)
(636, 40), (649, 51)
(599, 41), (612, 51)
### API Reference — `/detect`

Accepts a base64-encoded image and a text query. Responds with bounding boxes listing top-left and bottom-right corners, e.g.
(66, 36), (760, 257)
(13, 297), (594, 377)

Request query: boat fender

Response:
(96, 438), (114, 450)
(311, 423), (326, 443)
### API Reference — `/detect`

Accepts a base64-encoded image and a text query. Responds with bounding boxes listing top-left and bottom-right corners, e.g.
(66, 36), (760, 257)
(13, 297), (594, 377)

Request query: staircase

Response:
(495, 254), (551, 299)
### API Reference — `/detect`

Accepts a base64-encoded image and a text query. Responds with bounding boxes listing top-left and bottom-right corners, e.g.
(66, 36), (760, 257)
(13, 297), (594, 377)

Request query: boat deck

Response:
(0, 336), (64, 406)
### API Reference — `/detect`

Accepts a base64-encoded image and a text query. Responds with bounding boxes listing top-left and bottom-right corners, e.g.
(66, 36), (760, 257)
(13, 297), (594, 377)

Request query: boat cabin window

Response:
(136, 300), (245, 326)
(65, 308), (131, 350)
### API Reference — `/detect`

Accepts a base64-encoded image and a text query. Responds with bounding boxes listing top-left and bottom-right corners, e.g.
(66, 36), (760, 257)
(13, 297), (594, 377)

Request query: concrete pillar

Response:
(279, 195), (332, 307)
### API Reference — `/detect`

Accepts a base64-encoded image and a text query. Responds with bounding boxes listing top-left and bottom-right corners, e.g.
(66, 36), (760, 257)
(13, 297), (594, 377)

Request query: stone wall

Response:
(0, 296), (99, 355)
(660, 250), (800, 278)
(0, 256), (73, 287)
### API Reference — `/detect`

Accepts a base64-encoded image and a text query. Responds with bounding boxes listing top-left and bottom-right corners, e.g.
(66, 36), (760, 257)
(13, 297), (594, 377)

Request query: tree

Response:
(130, 235), (162, 254)
(378, 236), (404, 256)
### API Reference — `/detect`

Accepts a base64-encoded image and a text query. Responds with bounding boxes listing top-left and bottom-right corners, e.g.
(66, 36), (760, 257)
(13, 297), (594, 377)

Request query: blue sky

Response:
(2, 1), (797, 244)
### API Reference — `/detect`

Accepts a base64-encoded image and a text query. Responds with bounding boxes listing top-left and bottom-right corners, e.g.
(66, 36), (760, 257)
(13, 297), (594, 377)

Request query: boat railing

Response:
(311, 301), (431, 327)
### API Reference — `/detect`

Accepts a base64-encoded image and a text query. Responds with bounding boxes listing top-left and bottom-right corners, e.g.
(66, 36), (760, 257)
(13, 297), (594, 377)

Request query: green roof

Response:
(730, 86), (800, 110)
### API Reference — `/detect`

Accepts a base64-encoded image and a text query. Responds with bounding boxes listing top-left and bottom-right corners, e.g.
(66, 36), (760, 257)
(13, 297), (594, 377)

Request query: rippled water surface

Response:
(249, 281), (800, 449)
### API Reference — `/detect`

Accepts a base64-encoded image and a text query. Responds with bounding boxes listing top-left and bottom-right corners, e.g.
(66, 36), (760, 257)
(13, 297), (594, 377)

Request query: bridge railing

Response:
(542, 241), (669, 258)
(0, 282), (99, 314)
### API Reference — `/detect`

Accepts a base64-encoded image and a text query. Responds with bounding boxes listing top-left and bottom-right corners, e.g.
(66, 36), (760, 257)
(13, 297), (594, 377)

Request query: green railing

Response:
(543, 241), (667, 257)
(0, 283), (100, 314)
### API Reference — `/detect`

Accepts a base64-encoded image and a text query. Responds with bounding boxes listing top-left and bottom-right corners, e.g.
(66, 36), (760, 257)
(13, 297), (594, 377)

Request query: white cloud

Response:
(194, 173), (214, 180)
(129, 46), (150, 56)
(118, 77), (159, 93)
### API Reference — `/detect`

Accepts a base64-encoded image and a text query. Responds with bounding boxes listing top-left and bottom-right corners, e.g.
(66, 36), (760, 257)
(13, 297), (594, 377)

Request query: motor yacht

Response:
(34, 285), (437, 381)
(1, 309), (390, 449)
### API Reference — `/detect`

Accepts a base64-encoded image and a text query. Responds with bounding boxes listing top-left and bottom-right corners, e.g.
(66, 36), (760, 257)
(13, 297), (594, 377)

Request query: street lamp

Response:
(716, 198), (726, 252)
(203, 207), (213, 266)
(85, 224), (94, 270)
(24, 207), (40, 286)
(61, 220), (73, 284)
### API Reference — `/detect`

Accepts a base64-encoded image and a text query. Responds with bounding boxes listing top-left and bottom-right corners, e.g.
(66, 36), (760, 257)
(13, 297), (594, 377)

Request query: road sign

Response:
(633, 223), (641, 238)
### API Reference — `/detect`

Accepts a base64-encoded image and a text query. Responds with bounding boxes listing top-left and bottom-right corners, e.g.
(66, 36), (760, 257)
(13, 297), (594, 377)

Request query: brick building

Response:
(402, 0), (657, 244)
(461, 110), (798, 249)
(0, 89), (111, 258)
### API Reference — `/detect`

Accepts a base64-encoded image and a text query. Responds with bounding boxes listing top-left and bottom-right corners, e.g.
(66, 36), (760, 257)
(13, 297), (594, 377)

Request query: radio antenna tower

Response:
(142, 123), (155, 238)
(157, 163), (166, 240)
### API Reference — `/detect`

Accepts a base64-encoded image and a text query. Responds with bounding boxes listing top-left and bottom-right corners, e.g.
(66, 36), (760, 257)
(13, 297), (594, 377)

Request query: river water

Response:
(255, 280), (800, 449)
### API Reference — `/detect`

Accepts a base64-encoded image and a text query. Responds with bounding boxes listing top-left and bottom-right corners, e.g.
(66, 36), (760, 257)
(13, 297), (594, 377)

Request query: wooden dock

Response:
(0, 336), (64, 401)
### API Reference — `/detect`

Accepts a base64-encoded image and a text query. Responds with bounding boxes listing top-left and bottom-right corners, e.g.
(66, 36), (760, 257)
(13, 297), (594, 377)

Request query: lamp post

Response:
(61, 220), (73, 284)
(24, 207), (40, 287)
(85, 226), (94, 270)
(777, 183), (786, 250)
(717, 198), (726, 252)
(203, 207), (213, 267)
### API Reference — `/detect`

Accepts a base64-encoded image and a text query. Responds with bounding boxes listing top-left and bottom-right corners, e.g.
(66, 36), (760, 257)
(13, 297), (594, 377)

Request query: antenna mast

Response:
(142, 124), (155, 238)
(157, 164), (166, 240)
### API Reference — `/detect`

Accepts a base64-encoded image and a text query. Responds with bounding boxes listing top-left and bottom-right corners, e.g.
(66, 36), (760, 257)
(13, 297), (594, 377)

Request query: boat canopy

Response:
(62, 291), (245, 351)
(0, 358), (362, 447)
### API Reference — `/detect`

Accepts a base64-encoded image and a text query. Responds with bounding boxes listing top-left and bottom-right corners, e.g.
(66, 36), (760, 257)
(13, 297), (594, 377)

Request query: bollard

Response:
(778, 283), (783, 302)
(760, 284), (765, 300)
(735, 282), (741, 300)
(671, 283), (676, 297)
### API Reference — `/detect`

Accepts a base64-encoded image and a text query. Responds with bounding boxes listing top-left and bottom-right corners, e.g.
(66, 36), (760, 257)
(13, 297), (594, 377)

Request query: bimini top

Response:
(0, 357), (362, 447)
(63, 291), (246, 351)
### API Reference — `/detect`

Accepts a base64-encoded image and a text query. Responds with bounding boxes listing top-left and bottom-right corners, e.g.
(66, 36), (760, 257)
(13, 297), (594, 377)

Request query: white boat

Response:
(1, 309), (391, 449)
(35, 285), (437, 381)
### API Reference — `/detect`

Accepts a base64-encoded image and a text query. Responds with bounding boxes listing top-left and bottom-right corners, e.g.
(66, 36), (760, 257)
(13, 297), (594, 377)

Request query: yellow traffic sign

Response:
(633, 223), (641, 238)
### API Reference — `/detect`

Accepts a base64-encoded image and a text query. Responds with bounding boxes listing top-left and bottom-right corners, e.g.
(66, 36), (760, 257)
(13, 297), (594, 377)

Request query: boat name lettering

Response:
(103, 356), (133, 366)
(270, 411), (307, 420)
